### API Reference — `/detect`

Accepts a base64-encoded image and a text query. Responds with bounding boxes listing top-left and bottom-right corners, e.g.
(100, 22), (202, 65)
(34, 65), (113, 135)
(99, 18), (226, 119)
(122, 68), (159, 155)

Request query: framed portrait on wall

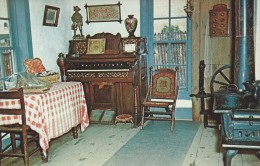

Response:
(43, 5), (60, 27)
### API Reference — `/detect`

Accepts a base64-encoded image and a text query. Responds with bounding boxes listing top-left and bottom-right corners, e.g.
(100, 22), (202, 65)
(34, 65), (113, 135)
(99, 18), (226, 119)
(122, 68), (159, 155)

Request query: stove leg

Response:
(256, 151), (260, 159)
(224, 149), (238, 166)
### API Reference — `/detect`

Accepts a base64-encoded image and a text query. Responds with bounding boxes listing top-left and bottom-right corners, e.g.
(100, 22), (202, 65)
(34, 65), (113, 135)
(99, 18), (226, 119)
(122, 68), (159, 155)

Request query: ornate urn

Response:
(124, 15), (138, 37)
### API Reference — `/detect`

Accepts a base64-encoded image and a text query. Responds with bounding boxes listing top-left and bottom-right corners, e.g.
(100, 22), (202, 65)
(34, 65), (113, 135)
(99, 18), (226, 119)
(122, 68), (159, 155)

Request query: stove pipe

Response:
(234, 0), (255, 90)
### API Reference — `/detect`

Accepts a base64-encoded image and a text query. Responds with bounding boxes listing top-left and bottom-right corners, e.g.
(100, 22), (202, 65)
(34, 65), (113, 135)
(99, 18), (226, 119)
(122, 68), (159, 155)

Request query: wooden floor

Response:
(1, 121), (260, 166)
(183, 124), (260, 166)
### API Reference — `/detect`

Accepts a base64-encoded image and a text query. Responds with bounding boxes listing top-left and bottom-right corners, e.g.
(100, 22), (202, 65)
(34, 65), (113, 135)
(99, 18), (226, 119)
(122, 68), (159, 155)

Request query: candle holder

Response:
(184, 0), (194, 18)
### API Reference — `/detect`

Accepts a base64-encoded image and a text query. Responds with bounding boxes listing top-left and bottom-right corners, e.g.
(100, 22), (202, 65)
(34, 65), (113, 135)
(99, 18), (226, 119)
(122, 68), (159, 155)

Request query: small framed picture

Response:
(122, 38), (138, 53)
(43, 5), (60, 27)
(87, 38), (106, 54)
(124, 43), (136, 53)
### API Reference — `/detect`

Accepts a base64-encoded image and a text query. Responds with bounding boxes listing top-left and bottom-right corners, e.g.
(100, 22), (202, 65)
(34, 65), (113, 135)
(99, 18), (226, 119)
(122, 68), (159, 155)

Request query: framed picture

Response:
(84, 2), (122, 24)
(122, 38), (138, 53)
(124, 43), (136, 53)
(87, 38), (106, 54)
(43, 5), (60, 27)
(122, 37), (147, 54)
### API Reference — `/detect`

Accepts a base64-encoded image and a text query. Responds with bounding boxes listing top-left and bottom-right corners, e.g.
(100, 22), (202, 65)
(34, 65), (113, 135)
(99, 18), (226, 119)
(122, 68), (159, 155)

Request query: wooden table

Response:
(0, 82), (89, 157)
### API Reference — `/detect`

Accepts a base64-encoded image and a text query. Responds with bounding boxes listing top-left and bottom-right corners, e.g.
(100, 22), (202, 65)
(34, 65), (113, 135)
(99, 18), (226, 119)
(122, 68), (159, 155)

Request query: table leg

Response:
(256, 151), (260, 159)
(41, 154), (48, 163)
(72, 126), (78, 139)
(41, 150), (48, 163)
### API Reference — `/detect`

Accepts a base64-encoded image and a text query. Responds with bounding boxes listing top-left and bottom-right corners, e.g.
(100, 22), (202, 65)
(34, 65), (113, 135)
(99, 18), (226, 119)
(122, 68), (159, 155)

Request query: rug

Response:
(104, 120), (200, 166)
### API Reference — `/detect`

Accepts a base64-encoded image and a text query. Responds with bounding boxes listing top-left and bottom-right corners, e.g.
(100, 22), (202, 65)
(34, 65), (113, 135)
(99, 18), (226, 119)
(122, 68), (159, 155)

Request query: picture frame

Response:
(87, 38), (106, 54)
(84, 2), (122, 24)
(122, 37), (147, 54)
(43, 5), (60, 27)
(124, 43), (136, 53)
(122, 38), (139, 53)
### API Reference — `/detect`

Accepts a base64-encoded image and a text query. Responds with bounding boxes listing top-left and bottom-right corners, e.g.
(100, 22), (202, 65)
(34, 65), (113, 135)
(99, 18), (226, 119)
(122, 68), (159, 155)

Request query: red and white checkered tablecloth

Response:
(0, 82), (89, 156)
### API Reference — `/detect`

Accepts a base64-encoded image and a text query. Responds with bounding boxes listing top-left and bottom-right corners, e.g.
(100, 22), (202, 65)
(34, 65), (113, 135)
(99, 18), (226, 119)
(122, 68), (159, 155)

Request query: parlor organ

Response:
(57, 33), (148, 126)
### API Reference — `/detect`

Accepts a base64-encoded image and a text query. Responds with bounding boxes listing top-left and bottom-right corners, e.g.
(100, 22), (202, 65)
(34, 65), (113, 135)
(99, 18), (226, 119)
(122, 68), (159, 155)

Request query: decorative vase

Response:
(124, 15), (138, 37)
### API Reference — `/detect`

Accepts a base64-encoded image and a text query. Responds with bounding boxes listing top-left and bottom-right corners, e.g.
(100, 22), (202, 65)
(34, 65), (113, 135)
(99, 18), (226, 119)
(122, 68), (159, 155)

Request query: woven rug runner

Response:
(104, 120), (200, 166)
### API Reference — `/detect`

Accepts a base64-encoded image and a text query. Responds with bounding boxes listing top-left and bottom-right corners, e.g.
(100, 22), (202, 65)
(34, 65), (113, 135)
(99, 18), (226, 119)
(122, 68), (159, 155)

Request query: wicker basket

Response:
(37, 74), (59, 84)
(24, 58), (59, 84)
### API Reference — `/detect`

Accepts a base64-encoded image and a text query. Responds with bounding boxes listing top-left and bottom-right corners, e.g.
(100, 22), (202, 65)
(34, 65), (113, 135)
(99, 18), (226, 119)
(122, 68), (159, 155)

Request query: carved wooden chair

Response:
(141, 67), (179, 131)
(0, 88), (41, 166)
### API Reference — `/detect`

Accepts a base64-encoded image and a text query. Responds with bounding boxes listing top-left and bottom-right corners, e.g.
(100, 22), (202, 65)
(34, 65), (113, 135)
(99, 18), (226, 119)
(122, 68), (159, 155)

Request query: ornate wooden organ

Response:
(57, 33), (147, 126)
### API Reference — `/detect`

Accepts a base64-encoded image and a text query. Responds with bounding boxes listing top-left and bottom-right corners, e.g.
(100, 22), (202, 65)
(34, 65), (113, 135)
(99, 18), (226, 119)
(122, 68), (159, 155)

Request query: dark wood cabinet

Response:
(57, 33), (147, 126)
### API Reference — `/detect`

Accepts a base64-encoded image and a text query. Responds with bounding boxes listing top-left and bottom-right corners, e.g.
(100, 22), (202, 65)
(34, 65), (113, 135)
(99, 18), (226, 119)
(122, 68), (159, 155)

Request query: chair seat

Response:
(143, 101), (171, 107)
(143, 111), (172, 115)
(0, 124), (30, 132)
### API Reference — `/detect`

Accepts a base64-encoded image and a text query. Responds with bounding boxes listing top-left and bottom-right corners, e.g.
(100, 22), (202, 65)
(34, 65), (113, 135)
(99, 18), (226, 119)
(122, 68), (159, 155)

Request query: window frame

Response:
(0, 0), (33, 90)
(0, 0), (15, 89)
(140, 0), (192, 99)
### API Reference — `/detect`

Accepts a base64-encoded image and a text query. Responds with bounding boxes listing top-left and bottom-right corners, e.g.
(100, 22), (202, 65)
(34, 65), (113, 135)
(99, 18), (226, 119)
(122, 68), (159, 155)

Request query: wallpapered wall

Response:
(29, 0), (140, 72)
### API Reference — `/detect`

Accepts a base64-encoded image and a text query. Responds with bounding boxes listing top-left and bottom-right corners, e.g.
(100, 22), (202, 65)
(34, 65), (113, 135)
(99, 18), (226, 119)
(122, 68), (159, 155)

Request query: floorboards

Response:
(2, 121), (260, 166)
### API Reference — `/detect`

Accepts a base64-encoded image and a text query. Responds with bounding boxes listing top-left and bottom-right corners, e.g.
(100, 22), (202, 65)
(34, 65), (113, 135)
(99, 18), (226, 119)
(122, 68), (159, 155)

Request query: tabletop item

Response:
(23, 58), (59, 84)
(5, 72), (51, 90)
(22, 86), (50, 94)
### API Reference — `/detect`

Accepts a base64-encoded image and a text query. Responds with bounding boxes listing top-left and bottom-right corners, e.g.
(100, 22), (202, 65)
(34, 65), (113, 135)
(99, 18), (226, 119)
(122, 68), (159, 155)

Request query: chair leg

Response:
(0, 132), (2, 165)
(11, 133), (16, 153)
(21, 132), (29, 166)
(141, 106), (145, 129)
(170, 106), (175, 131)
(171, 116), (175, 131)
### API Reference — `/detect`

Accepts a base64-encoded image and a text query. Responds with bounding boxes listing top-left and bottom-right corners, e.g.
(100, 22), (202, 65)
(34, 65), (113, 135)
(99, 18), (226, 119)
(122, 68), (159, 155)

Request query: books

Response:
(101, 110), (115, 123)
(90, 109), (115, 124)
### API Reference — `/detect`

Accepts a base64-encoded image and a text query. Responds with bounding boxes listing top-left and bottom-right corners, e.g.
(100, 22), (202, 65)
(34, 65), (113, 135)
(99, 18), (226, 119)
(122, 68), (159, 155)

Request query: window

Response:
(0, 0), (15, 90)
(0, 0), (32, 91)
(141, 0), (192, 99)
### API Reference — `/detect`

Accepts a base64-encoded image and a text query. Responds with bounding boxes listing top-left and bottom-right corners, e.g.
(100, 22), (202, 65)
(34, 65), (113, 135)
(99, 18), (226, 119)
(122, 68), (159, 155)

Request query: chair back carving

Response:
(150, 68), (178, 100)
